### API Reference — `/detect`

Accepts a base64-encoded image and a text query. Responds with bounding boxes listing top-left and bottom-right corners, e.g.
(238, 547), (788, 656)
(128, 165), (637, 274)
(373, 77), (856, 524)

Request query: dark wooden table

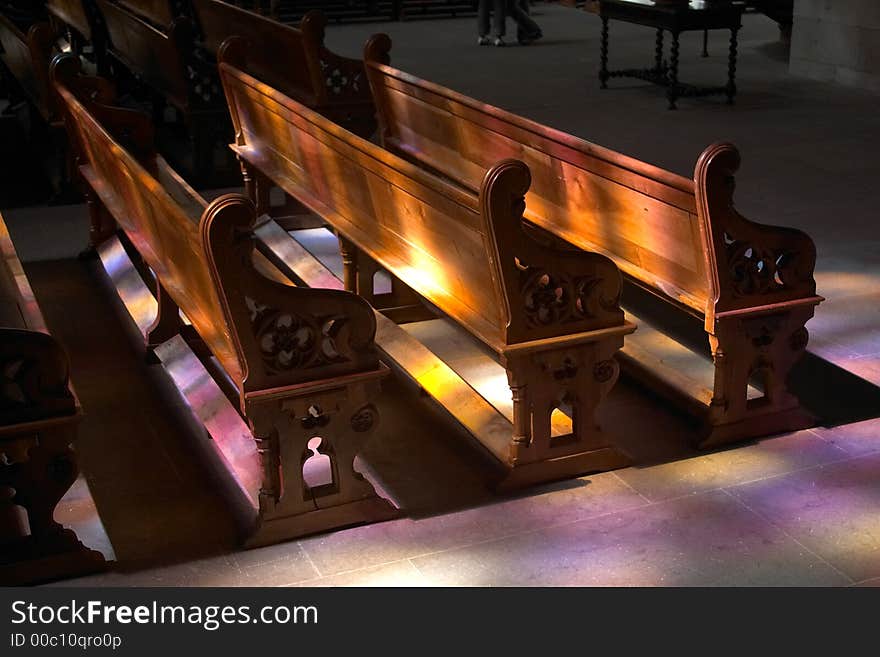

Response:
(591, 0), (744, 109)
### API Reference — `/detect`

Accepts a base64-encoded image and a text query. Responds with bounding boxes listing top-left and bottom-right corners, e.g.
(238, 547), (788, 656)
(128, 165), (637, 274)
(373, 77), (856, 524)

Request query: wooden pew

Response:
(218, 40), (636, 490)
(0, 210), (105, 584)
(361, 35), (823, 447)
(0, 14), (56, 122)
(93, 0), (228, 183)
(191, 1), (376, 138)
(51, 53), (397, 546)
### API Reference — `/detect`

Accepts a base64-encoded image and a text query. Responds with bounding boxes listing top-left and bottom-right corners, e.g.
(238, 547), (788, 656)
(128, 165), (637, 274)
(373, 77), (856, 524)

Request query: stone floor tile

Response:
(410, 490), (848, 586)
(616, 430), (849, 502)
(810, 419), (880, 456)
(298, 472), (648, 577)
(294, 560), (431, 587)
(729, 453), (880, 583)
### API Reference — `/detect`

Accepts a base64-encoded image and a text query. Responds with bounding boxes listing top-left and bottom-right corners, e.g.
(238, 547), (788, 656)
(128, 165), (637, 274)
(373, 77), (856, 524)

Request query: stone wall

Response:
(790, 0), (880, 92)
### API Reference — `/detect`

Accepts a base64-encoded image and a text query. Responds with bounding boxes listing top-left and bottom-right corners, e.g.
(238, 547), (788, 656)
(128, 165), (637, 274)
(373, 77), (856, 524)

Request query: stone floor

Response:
(2, 4), (879, 586)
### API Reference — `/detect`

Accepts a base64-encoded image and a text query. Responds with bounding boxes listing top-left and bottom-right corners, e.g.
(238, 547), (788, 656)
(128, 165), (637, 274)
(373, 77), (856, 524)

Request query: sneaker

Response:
(477, 35), (490, 46)
(518, 30), (543, 45)
(493, 37), (505, 47)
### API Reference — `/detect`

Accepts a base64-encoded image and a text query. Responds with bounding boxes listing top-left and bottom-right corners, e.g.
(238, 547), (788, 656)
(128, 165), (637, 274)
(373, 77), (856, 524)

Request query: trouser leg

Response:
(478, 0), (489, 35)
(508, 0), (540, 37)
(493, 0), (506, 37)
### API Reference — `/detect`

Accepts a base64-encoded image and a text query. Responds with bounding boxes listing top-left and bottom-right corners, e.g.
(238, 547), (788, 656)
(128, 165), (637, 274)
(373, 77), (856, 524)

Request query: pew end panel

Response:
(482, 159), (635, 485)
(201, 195), (398, 543)
(695, 142), (823, 447)
(52, 55), (397, 544)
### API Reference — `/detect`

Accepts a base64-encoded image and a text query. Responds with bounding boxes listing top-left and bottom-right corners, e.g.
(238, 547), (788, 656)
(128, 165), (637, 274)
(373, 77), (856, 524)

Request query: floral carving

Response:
(186, 61), (223, 105)
(320, 60), (362, 96)
(350, 405), (377, 433)
(724, 233), (810, 298)
(593, 360), (617, 383)
(247, 298), (350, 375)
(518, 259), (618, 329)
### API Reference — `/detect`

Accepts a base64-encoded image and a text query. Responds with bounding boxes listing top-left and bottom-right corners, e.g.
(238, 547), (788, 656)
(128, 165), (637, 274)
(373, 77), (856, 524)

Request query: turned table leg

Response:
(654, 28), (664, 76)
(667, 31), (680, 110)
(599, 17), (609, 89)
(702, 29), (709, 57)
(727, 26), (739, 104)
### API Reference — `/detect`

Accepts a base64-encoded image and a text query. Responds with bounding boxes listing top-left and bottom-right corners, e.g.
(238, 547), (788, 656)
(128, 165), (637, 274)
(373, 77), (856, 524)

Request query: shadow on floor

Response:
(791, 352), (880, 427)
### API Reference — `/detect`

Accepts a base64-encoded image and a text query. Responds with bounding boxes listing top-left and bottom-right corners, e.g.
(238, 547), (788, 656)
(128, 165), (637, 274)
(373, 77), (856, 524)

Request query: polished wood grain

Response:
(52, 54), (396, 544)
(219, 45), (636, 487)
(0, 211), (105, 585)
(192, 2), (376, 137)
(362, 37), (823, 446)
(116, 0), (176, 28)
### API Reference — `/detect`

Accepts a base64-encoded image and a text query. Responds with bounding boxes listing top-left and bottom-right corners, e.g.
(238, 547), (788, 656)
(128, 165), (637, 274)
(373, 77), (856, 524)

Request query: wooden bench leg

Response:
(497, 333), (630, 491)
(338, 235), (434, 324)
(83, 189), (117, 253)
(146, 280), (183, 350)
(239, 160), (271, 217)
(704, 305), (816, 448)
(244, 372), (397, 547)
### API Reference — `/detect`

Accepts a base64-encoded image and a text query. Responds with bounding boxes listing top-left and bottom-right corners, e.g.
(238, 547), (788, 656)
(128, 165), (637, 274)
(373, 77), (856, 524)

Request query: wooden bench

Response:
(191, 1), (376, 138)
(0, 13), (56, 123)
(0, 210), (105, 584)
(218, 40), (636, 490)
(51, 53), (397, 546)
(93, 0), (228, 182)
(361, 35), (823, 447)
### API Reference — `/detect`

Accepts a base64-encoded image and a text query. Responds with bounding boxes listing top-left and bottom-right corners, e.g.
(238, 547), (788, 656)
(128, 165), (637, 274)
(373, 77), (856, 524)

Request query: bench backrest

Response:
(193, 0), (317, 99)
(219, 42), (624, 349)
(193, 2), (375, 135)
(363, 36), (818, 328)
(51, 54), (379, 395)
(0, 16), (55, 120)
(45, 0), (93, 40)
(96, 0), (191, 110)
(116, 0), (175, 28)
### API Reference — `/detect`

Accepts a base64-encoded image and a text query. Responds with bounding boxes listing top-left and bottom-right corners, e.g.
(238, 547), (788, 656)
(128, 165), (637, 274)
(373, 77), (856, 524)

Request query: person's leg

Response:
(507, 0), (541, 40)
(478, 0), (490, 38)
(492, 0), (507, 38)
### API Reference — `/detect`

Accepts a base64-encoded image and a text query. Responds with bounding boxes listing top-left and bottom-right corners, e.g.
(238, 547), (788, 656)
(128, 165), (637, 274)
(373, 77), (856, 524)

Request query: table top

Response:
(595, 0), (745, 13)
(592, 0), (744, 29)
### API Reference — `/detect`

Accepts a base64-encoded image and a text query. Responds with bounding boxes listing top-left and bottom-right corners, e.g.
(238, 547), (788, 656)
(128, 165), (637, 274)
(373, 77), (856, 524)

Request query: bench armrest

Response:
(480, 159), (626, 345)
(696, 142), (819, 329)
(201, 195), (381, 397)
(0, 328), (76, 426)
